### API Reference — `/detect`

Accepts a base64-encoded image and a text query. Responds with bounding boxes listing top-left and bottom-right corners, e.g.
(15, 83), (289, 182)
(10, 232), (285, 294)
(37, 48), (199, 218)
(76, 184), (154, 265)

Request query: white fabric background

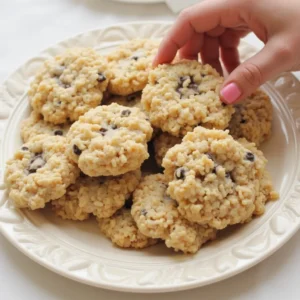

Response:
(1, 1), (300, 299)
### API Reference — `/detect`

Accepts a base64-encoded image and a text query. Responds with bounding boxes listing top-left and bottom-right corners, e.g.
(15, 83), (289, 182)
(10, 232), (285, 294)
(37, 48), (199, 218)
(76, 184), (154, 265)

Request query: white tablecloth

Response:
(1, 1), (300, 299)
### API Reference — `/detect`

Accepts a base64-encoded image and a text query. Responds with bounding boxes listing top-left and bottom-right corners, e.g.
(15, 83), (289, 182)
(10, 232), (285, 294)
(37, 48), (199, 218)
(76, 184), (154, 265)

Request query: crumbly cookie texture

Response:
(98, 207), (158, 249)
(107, 39), (159, 96)
(162, 127), (277, 230)
(21, 111), (71, 142)
(142, 60), (235, 136)
(153, 132), (182, 166)
(132, 174), (216, 253)
(29, 48), (111, 124)
(66, 103), (153, 176)
(238, 138), (279, 215)
(5, 135), (79, 210)
(229, 90), (272, 146)
(79, 170), (141, 218)
(51, 179), (90, 221)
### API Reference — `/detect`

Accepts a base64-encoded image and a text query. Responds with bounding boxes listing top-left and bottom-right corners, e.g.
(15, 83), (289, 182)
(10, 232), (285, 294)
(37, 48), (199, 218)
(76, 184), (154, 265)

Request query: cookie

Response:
(132, 174), (216, 253)
(103, 92), (142, 110)
(142, 60), (235, 136)
(107, 39), (159, 96)
(78, 170), (141, 218)
(21, 111), (71, 142)
(228, 90), (273, 146)
(51, 179), (89, 221)
(162, 127), (277, 229)
(153, 132), (181, 166)
(5, 135), (79, 210)
(29, 48), (111, 124)
(238, 138), (279, 215)
(66, 103), (153, 176)
(98, 207), (158, 249)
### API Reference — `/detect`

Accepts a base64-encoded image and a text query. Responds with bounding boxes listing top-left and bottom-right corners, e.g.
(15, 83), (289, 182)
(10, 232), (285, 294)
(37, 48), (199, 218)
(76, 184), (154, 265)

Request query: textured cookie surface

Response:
(107, 39), (159, 96)
(21, 111), (71, 142)
(142, 60), (235, 136)
(29, 48), (110, 124)
(66, 103), (153, 176)
(5, 135), (79, 210)
(98, 207), (157, 249)
(162, 127), (277, 229)
(238, 138), (279, 215)
(52, 178), (89, 221)
(78, 170), (141, 218)
(153, 132), (181, 166)
(229, 90), (272, 146)
(132, 174), (216, 253)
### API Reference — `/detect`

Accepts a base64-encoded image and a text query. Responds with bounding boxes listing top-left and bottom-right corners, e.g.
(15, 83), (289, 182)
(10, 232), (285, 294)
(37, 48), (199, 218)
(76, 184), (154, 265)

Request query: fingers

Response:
(153, 0), (245, 66)
(219, 29), (249, 73)
(179, 32), (204, 61)
(220, 38), (293, 104)
(200, 35), (223, 75)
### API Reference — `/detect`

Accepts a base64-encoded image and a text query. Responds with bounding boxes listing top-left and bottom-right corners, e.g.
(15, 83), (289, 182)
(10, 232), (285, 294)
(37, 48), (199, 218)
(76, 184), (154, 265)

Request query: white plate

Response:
(0, 21), (300, 293)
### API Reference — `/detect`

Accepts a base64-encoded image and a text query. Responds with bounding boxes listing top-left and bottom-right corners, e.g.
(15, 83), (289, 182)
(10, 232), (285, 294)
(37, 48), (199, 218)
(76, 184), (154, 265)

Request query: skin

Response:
(153, 0), (300, 103)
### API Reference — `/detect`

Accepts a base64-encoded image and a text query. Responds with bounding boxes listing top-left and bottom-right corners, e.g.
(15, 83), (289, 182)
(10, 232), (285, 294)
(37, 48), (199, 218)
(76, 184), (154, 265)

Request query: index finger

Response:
(153, 0), (245, 66)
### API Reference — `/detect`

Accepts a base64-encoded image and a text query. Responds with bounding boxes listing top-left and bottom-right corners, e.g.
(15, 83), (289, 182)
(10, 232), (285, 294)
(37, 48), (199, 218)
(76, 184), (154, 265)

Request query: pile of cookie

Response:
(4, 39), (278, 254)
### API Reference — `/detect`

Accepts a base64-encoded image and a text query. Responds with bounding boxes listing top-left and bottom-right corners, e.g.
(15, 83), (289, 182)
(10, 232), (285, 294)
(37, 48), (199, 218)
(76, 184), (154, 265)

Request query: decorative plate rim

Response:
(0, 21), (300, 293)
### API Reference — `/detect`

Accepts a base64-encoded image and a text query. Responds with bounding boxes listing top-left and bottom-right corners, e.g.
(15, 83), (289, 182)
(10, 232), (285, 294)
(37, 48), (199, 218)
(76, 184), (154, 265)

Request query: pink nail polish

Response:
(220, 83), (242, 104)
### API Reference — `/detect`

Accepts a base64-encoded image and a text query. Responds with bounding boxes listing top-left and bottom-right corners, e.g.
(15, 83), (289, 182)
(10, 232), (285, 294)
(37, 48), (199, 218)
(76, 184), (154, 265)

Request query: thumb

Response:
(220, 40), (292, 104)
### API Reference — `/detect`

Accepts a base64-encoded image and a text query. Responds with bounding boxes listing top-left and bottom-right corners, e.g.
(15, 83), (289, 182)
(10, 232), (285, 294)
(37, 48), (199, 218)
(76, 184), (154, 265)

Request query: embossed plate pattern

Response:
(0, 22), (300, 293)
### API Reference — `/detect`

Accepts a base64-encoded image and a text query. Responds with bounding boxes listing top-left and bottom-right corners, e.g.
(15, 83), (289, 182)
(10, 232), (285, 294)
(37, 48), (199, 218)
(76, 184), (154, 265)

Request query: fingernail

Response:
(220, 83), (242, 104)
(152, 55), (158, 67)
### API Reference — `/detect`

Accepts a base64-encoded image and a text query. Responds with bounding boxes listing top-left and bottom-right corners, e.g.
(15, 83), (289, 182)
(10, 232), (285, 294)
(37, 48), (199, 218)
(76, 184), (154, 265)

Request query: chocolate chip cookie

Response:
(66, 103), (152, 176)
(162, 127), (277, 229)
(142, 60), (235, 136)
(29, 48), (111, 124)
(132, 174), (216, 253)
(5, 135), (79, 210)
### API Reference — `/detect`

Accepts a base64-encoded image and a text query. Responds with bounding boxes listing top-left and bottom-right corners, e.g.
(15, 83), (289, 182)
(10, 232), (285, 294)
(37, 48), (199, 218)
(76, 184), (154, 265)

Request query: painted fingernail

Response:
(220, 83), (242, 104)
(152, 55), (159, 67)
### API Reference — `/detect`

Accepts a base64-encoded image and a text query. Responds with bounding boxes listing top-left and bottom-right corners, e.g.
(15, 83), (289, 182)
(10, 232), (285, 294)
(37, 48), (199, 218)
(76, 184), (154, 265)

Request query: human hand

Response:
(153, 0), (300, 104)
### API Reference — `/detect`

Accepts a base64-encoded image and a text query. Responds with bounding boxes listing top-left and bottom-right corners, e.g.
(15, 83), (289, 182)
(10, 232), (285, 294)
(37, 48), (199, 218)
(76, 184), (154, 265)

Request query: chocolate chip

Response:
(175, 167), (187, 180)
(188, 83), (199, 91)
(141, 209), (147, 216)
(125, 199), (133, 209)
(179, 76), (191, 84)
(73, 145), (82, 155)
(131, 56), (139, 61)
(225, 172), (231, 179)
(241, 119), (246, 124)
(63, 83), (71, 89)
(21, 146), (29, 151)
(99, 128), (108, 136)
(97, 73), (106, 82)
(245, 152), (255, 162)
(111, 124), (117, 130)
(206, 153), (214, 161)
(121, 109), (131, 117)
(28, 154), (45, 174)
(54, 130), (63, 136)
